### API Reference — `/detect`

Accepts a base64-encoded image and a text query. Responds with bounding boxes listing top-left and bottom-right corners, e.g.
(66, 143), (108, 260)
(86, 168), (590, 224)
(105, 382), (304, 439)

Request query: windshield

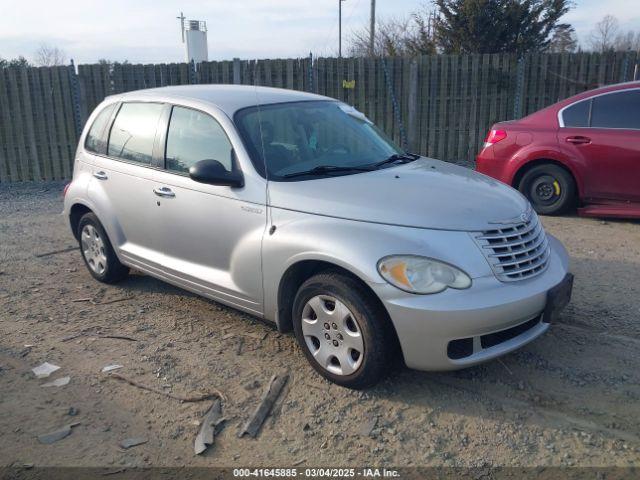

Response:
(234, 100), (404, 180)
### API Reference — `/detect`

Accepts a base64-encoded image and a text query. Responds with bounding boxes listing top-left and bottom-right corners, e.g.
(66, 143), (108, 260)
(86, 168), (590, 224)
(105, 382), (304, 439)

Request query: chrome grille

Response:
(473, 212), (550, 282)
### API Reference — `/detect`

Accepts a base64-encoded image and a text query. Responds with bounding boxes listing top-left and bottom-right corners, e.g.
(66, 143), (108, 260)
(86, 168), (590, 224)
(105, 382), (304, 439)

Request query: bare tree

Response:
(348, 13), (436, 57)
(34, 44), (67, 66)
(548, 25), (578, 53)
(614, 30), (640, 51)
(588, 15), (620, 52)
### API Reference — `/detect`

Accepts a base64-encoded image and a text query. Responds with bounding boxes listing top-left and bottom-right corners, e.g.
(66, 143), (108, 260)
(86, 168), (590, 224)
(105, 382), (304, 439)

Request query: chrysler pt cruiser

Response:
(63, 85), (573, 388)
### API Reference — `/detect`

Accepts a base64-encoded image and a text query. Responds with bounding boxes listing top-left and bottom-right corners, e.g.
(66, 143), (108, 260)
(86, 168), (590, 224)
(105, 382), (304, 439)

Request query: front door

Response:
(558, 89), (640, 203)
(152, 105), (267, 314)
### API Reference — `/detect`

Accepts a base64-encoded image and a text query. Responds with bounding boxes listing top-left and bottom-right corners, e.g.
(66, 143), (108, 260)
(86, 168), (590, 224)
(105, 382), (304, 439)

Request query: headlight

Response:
(377, 255), (471, 294)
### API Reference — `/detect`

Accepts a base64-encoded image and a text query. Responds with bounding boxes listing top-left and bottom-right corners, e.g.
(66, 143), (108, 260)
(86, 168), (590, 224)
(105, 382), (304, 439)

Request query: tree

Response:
(588, 15), (619, 52)
(98, 59), (130, 65)
(34, 44), (67, 66)
(614, 30), (640, 51)
(406, 9), (438, 55)
(433, 0), (573, 54)
(0, 56), (30, 68)
(548, 25), (578, 53)
(348, 14), (436, 57)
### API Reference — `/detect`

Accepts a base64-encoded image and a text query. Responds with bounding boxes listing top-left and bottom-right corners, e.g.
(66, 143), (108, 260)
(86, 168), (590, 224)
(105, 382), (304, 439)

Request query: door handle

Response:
(93, 171), (108, 180)
(565, 136), (591, 145)
(153, 187), (175, 198)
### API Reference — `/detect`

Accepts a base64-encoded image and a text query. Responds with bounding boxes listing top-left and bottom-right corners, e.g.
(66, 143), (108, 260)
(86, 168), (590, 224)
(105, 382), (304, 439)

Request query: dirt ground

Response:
(1, 181), (639, 469)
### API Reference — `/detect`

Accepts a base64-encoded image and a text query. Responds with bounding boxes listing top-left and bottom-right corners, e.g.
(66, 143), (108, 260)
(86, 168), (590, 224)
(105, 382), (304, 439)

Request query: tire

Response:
(77, 212), (129, 284)
(292, 271), (396, 389)
(517, 163), (576, 215)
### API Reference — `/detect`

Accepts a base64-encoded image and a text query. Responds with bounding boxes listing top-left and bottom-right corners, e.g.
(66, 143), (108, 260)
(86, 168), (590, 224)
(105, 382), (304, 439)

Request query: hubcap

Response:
(531, 175), (560, 204)
(301, 295), (364, 376)
(81, 224), (107, 275)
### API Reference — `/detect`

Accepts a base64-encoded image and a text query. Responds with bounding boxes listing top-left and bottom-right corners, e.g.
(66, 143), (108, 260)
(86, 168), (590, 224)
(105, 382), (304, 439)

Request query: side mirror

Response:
(189, 159), (244, 188)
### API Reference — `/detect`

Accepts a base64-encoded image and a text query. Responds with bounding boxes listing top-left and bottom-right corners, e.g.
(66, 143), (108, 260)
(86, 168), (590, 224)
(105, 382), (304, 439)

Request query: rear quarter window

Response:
(84, 103), (117, 154)
(561, 100), (591, 128)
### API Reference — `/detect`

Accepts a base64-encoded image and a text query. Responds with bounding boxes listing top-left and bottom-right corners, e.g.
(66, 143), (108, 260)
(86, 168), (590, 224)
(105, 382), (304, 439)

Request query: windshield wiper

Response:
(370, 152), (420, 169)
(282, 164), (373, 179)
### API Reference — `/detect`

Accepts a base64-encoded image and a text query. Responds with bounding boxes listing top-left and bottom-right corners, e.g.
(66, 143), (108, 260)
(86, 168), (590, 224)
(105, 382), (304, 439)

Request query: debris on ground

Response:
(359, 417), (377, 437)
(96, 334), (138, 341)
(240, 331), (268, 341)
(108, 372), (224, 402)
(101, 365), (123, 373)
(31, 362), (60, 379)
(239, 373), (289, 438)
(37, 423), (80, 444)
(235, 337), (245, 355)
(34, 246), (77, 258)
(194, 399), (225, 455)
(67, 407), (79, 416)
(243, 379), (261, 391)
(119, 437), (148, 449)
(41, 376), (70, 388)
(97, 296), (135, 306)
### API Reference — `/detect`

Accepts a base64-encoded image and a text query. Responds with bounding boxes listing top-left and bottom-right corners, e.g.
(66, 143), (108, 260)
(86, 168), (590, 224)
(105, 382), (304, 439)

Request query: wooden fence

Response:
(0, 52), (638, 182)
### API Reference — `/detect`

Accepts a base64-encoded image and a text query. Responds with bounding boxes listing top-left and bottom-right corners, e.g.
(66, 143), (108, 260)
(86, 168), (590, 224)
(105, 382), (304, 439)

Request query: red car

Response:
(476, 81), (640, 218)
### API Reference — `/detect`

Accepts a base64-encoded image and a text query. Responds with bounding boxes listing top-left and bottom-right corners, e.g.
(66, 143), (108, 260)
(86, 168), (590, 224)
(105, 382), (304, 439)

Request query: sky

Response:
(0, 0), (639, 65)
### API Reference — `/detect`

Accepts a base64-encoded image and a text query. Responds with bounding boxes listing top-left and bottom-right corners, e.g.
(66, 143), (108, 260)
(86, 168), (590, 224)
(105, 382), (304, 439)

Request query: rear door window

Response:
(107, 102), (164, 165)
(562, 100), (591, 128)
(85, 103), (117, 154)
(591, 90), (640, 129)
(165, 106), (233, 174)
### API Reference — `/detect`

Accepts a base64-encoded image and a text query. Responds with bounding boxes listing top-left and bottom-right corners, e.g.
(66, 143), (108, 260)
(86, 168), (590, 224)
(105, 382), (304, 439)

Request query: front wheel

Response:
(292, 271), (396, 389)
(517, 164), (576, 215)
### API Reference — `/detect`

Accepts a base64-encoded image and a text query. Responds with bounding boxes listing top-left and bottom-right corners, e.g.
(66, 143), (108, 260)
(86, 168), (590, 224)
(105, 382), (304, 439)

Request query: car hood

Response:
(267, 158), (530, 231)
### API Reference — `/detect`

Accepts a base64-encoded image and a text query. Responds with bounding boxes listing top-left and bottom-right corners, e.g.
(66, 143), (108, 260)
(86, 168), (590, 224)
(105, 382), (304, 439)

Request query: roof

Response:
(558, 80), (640, 107)
(111, 85), (332, 116)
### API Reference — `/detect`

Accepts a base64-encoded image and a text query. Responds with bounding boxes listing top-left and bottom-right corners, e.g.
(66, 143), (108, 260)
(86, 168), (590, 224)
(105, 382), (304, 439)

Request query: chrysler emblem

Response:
(490, 206), (533, 225)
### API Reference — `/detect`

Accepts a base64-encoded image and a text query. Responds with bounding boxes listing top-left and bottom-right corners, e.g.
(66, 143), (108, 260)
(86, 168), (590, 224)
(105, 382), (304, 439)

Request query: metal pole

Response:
(369, 0), (376, 56)
(339, 0), (346, 58)
(339, 0), (342, 57)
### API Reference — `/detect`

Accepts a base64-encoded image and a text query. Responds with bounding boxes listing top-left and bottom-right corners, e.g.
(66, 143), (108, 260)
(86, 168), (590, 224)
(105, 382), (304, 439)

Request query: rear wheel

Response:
(517, 164), (576, 215)
(292, 271), (395, 389)
(77, 212), (129, 284)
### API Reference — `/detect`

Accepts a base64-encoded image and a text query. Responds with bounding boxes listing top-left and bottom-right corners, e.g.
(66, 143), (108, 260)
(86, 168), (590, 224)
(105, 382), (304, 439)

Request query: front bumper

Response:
(370, 235), (570, 371)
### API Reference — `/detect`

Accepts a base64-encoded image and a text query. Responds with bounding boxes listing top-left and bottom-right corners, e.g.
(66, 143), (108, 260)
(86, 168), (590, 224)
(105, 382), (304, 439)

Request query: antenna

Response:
(177, 11), (186, 43)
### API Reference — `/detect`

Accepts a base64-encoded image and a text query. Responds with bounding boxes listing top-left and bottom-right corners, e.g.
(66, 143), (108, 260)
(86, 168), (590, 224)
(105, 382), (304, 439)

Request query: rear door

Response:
(152, 104), (267, 314)
(558, 89), (640, 202)
(87, 101), (166, 267)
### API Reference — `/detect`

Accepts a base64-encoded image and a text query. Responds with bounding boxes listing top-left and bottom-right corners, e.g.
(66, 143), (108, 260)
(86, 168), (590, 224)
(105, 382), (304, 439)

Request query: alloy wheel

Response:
(81, 224), (108, 275)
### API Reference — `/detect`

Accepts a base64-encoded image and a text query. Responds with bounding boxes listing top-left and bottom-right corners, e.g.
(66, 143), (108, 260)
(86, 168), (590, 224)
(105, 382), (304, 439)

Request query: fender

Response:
(507, 144), (584, 197)
(262, 207), (494, 324)
(65, 181), (128, 264)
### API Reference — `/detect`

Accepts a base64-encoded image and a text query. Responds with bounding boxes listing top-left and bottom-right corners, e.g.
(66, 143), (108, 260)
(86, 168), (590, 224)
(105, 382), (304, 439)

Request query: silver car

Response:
(63, 85), (573, 388)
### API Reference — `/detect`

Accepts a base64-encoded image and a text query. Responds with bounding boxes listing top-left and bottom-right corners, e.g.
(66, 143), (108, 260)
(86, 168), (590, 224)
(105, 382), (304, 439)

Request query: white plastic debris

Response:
(32, 362), (61, 379)
(101, 364), (123, 373)
(41, 376), (71, 388)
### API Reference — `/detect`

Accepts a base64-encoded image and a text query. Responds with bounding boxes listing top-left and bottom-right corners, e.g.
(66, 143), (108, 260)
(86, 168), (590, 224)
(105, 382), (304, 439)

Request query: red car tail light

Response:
(63, 183), (71, 198)
(483, 129), (507, 147)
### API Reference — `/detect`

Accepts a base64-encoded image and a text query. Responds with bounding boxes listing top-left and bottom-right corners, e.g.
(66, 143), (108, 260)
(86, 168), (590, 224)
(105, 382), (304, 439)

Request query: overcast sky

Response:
(1, 0), (639, 64)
